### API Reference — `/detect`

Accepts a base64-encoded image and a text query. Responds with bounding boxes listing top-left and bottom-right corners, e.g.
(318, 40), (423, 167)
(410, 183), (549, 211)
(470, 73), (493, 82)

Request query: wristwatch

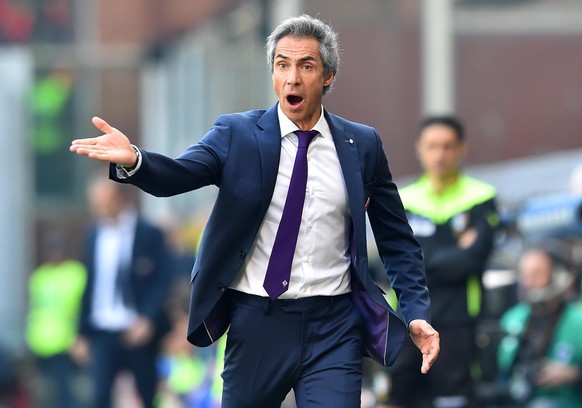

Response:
(124, 145), (141, 172)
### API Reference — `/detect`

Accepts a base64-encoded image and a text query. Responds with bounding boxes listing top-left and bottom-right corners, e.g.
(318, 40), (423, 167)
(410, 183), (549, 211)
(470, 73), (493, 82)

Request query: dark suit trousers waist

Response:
(228, 289), (350, 313)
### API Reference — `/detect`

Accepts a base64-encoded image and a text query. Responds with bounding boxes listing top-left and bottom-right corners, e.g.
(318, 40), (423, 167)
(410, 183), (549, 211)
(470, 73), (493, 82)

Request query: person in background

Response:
(70, 174), (172, 408)
(70, 15), (439, 408)
(26, 228), (87, 408)
(496, 245), (582, 408)
(157, 277), (223, 408)
(156, 216), (224, 408)
(382, 116), (499, 408)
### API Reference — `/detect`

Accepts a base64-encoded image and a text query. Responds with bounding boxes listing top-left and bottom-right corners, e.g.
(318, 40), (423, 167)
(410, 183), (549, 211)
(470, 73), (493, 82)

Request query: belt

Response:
(229, 289), (350, 313)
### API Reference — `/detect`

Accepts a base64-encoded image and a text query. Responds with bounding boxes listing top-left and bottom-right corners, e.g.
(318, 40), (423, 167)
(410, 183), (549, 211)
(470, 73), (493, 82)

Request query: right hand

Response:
(70, 336), (91, 366)
(70, 117), (136, 167)
(458, 228), (477, 249)
(123, 316), (154, 347)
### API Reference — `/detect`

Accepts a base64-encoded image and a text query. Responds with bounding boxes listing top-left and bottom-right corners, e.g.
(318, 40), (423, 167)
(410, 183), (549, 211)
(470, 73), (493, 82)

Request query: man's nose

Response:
(286, 66), (301, 85)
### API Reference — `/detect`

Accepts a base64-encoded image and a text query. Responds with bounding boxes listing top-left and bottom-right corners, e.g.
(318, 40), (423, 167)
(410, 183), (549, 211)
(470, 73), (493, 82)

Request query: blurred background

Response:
(1, 0), (582, 406)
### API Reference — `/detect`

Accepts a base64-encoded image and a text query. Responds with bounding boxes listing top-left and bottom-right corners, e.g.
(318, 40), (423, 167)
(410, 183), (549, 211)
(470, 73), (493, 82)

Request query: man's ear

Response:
(324, 73), (335, 87)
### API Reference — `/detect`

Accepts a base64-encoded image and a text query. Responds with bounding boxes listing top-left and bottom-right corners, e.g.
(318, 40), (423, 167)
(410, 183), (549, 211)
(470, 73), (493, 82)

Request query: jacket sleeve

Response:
(366, 132), (431, 326)
(109, 115), (234, 196)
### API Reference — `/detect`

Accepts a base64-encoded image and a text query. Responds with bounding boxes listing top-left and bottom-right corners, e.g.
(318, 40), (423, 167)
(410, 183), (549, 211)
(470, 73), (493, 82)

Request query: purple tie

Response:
(263, 130), (318, 299)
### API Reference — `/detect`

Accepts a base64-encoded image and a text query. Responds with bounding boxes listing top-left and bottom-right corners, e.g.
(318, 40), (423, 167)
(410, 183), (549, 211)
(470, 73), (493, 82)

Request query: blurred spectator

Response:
(30, 68), (74, 155)
(30, 67), (75, 197)
(158, 214), (197, 282)
(25, 228), (86, 408)
(495, 246), (582, 408)
(156, 215), (224, 408)
(71, 173), (172, 408)
(382, 116), (499, 408)
(157, 279), (223, 408)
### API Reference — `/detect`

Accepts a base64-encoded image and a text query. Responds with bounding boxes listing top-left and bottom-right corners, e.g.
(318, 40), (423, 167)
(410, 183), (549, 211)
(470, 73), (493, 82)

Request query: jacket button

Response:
(239, 250), (247, 259)
(218, 286), (226, 293)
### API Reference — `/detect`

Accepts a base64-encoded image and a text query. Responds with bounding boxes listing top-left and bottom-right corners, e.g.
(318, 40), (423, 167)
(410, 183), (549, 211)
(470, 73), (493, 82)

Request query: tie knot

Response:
(294, 130), (318, 148)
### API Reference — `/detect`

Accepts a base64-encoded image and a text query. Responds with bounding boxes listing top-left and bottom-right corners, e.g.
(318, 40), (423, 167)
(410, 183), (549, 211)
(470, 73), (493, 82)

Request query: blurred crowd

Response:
(366, 160), (582, 408)
(0, 149), (575, 408)
(18, 172), (224, 408)
(1, 1), (580, 407)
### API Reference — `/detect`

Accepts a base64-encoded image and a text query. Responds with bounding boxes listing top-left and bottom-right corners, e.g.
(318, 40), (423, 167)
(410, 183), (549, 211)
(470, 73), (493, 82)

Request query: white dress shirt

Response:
(230, 105), (352, 298)
(91, 209), (138, 330)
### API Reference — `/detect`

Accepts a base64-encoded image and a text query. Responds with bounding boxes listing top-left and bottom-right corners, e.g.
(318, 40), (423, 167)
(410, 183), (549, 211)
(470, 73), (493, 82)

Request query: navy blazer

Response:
(111, 104), (430, 366)
(79, 216), (172, 339)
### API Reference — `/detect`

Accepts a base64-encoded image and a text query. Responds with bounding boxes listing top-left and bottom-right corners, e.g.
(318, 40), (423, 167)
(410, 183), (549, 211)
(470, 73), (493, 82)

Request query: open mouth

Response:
(286, 95), (303, 107)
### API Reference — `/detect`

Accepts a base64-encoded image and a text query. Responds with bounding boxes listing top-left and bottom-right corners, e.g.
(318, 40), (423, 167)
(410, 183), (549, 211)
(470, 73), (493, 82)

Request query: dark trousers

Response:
(221, 290), (364, 408)
(87, 330), (159, 408)
(37, 353), (81, 408)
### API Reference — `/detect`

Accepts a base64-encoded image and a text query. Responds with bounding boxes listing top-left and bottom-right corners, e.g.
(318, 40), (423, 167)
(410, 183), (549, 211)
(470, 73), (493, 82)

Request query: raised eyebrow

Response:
(274, 53), (317, 64)
(274, 51), (292, 62)
(298, 56), (316, 64)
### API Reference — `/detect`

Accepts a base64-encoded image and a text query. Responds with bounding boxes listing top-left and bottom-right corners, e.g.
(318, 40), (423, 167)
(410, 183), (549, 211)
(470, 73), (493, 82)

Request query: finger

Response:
(92, 116), (114, 134)
(421, 353), (431, 374)
(421, 350), (437, 374)
(420, 334), (440, 374)
(70, 143), (106, 154)
(72, 147), (115, 162)
(70, 137), (99, 146)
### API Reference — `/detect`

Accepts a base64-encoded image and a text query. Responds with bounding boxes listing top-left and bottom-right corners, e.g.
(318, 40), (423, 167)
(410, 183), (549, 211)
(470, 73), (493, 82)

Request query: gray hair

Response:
(266, 14), (340, 95)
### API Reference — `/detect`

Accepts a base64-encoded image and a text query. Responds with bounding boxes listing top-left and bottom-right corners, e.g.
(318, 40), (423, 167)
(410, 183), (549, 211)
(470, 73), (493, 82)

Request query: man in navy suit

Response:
(70, 175), (171, 408)
(71, 14), (439, 408)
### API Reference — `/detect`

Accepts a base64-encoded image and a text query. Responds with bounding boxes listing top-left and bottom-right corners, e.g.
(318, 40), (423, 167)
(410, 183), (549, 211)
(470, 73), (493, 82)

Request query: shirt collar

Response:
(277, 104), (329, 139)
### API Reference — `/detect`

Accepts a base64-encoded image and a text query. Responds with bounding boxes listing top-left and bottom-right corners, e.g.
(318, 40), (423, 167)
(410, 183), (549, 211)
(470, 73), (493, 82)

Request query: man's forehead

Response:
(275, 36), (321, 56)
